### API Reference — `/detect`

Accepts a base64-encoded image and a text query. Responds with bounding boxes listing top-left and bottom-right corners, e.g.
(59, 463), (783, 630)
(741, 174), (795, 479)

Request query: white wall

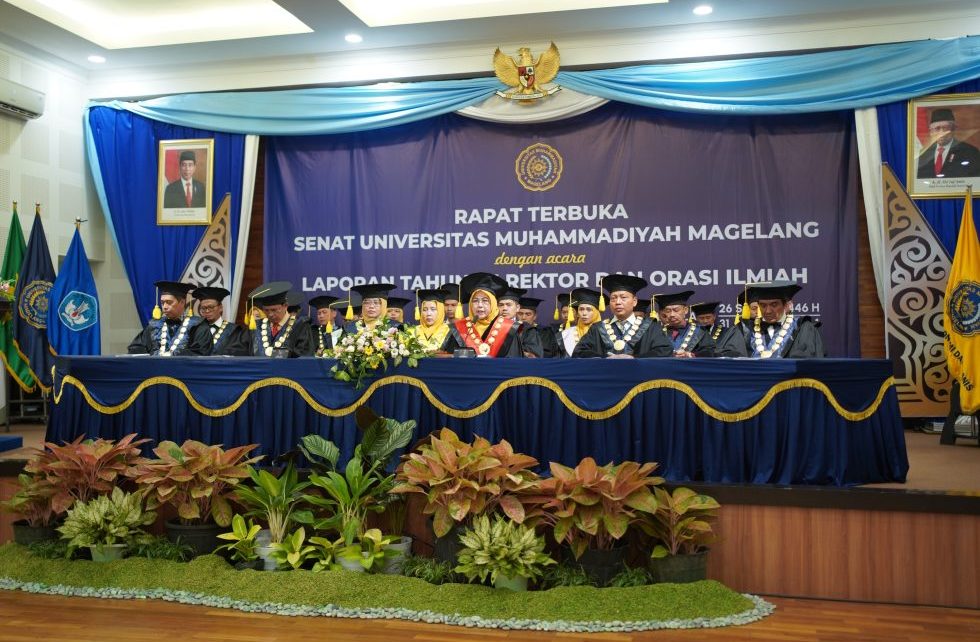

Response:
(0, 42), (139, 355)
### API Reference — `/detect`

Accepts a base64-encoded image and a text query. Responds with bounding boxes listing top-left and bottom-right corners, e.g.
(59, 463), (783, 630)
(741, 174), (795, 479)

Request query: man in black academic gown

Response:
(692, 301), (725, 343)
(128, 280), (211, 356)
(518, 296), (562, 358)
(442, 272), (525, 357)
(248, 281), (314, 357)
(192, 286), (249, 356)
(741, 280), (825, 358)
(713, 291), (752, 358)
(655, 290), (715, 358)
(572, 274), (672, 358)
(497, 286), (543, 358)
(440, 282), (461, 322)
(309, 294), (339, 356)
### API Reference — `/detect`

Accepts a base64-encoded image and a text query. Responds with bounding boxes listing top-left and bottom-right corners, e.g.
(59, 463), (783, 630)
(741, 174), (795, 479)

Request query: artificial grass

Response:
(0, 543), (768, 631)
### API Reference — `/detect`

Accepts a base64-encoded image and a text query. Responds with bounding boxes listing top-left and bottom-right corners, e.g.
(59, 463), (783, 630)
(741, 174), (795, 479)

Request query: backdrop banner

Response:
(265, 102), (859, 356)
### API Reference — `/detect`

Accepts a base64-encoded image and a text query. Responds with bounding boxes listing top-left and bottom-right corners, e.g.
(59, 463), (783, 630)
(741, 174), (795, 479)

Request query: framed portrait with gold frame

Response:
(906, 93), (980, 198)
(157, 138), (214, 224)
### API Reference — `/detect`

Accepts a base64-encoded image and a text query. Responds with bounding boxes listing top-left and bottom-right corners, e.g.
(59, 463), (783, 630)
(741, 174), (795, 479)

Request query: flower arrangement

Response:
(330, 324), (429, 388)
(0, 277), (15, 302)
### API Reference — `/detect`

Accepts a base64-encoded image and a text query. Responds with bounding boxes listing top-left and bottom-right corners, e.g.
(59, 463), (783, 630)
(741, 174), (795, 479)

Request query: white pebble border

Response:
(0, 577), (774, 632)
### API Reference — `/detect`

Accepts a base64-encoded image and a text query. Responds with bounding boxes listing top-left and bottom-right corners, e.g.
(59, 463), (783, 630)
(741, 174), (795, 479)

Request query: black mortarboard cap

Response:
(570, 288), (601, 308)
(518, 297), (542, 310)
(179, 150), (196, 163)
(191, 286), (228, 302)
(601, 274), (646, 296)
(498, 286), (527, 303)
(635, 299), (650, 313)
(387, 296), (410, 310)
(350, 283), (395, 301)
(460, 272), (508, 299)
(249, 281), (291, 307)
(417, 289), (448, 303)
(654, 290), (695, 309)
(930, 108), (956, 124)
(440, 282), (460, 300)
(746, 280), (802, 303)
(691, 301), (720, 316)
(309, 295), (339, 310)
(286, 291), (305, 310)
(556, 293), (571, 307)
(155, 280), (195, 298)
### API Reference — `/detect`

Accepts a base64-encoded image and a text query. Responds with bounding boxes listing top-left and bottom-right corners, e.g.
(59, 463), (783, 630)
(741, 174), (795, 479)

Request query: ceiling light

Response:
(693, 5), (713, 16)
(87, 55), (106, 64)
(345, 33), (363, 44)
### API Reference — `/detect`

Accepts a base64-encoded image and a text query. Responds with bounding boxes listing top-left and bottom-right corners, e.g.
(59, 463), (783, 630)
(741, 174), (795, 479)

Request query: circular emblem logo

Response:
(58, 291), (99, 332)
(515, 143), (563, 192)
(17, 280), (52, 329)
(947, 281), (980, 336)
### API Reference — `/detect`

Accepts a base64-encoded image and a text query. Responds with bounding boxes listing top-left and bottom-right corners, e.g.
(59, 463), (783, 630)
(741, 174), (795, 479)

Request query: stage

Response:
(48, 355), (907, 486)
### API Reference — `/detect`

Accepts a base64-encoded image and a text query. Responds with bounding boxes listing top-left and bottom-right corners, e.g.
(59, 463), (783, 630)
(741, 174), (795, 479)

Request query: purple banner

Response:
(265, 103), (858, 356)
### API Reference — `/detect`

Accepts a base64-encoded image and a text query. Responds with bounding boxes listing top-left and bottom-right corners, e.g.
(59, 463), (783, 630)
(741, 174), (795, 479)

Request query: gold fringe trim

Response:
(53, 372), (896, 422)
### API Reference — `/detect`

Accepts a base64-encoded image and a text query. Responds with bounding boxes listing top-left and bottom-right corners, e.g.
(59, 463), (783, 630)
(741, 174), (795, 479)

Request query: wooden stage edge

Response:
(2, 460), (978, 610)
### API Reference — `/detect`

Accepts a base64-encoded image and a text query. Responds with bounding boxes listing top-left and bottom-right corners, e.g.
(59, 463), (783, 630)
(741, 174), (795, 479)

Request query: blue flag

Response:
(13, 213), (56, 391)
(48, 228), (101, 356)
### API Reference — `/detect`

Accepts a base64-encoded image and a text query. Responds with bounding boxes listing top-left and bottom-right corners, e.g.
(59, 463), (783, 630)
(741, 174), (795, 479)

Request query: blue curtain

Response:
(87, 36), (980, 137)
(86, 107), (246, 324)
(876, 77), (980, 254)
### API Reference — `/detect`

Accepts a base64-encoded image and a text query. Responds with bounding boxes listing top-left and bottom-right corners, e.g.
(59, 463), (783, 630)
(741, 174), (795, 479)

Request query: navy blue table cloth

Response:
(50, 356), (908, 486)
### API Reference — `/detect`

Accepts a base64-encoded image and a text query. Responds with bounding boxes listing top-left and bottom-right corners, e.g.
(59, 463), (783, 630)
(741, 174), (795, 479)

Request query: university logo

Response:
(17, 279), (52, 329)
(947, 281), (980, 336)
(516, 143), (563, 192)
(58, 291), (98, 332)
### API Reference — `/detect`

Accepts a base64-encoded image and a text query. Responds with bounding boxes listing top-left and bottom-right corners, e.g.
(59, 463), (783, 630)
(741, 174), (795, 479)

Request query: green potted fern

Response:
(232, 463), (313, 570)
(454, 514), (555, 591)
(641, 486), (719, 583)
(57, 487), (156, 562)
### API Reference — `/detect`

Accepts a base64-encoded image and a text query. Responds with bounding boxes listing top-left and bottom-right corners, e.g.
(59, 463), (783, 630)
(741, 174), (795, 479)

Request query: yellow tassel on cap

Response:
(553, 294), (560, 322)
(414, 290), (420, 322)
(454, 284), (464, 320)
(650, 295), (656, 319)
(152, 286), (162, 319)
(740, 285), (751, 321)
(246, 295), (257, 330)
(345, 287), (354, 321)
(325, 316), (333, 334)
(598, 276), (606, 312)
(564, 300), (574, 330)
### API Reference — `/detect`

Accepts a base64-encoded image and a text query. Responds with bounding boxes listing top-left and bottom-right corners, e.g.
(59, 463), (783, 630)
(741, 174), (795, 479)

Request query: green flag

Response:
(1, 204), (35, 391)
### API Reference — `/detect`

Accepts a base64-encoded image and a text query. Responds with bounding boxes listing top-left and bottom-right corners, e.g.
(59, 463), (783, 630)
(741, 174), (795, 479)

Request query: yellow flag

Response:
(943, 190), (980, 413)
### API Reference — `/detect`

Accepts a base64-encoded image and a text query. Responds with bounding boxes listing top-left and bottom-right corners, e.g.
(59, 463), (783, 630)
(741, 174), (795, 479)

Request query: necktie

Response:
(935, 144), (945, 175)
(271, 323), (280, 337)
(671, 329), (680, 340)
(185, 182), (192, 206)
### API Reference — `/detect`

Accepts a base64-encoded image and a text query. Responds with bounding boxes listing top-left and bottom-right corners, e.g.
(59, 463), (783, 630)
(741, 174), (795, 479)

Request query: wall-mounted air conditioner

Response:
(0, 77), (45, 120)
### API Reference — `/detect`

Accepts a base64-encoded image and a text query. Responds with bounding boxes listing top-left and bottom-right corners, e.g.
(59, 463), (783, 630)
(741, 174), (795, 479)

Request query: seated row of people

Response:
(128, 273), (824, 359)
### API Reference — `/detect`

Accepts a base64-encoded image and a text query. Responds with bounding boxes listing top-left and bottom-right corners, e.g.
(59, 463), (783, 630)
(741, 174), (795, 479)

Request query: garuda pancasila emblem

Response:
(493, 42), (561, 101)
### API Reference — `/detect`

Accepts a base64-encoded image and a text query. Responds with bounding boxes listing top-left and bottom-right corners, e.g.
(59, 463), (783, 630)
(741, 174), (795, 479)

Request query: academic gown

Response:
(516, 321), (544, 358)
(713, 324), (751, 358)
(443, 316), (525, 357)
(571, 317), (672, 358)
(127, 317), (212, 356)
(249, 316), (315, 357)
(205, 321), (250, 356)
(662, 324), (716, 357)
(741, 317), (825, 358)
(312, 325), (334, 356)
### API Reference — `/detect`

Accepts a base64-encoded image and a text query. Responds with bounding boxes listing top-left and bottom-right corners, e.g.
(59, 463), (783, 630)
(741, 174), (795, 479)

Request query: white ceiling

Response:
(1, 0), (980, 99)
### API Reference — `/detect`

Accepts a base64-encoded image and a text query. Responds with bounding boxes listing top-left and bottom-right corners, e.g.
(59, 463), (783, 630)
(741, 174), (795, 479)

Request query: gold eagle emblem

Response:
(493, 42), (561, 101)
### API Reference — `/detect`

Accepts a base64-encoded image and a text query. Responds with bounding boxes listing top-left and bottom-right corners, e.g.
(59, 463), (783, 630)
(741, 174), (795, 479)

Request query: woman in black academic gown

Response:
(442, 272), (525, 358)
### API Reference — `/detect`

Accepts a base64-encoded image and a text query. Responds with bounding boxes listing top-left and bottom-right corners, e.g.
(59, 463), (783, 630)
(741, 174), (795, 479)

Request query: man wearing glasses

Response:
(192, 286), (250, 356)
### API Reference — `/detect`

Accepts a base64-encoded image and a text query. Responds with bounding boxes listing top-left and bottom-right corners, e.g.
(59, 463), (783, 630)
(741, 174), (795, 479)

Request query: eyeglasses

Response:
(198, 304), (219, 312)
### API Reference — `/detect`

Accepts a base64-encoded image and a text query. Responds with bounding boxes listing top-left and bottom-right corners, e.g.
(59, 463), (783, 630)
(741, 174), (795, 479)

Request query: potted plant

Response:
(308, 534), (344, 572)
(0, 472), (58, 545)
(269, 526), (317, 571)
(391, 428), (541, 562)
(133, 439), (262, 557)
(642, 486), (719, 584)
(454, 514), (555, 591)
(25, 433), (150, 515)
(535, 457), (662, 586)
(336, 528), (397, 573)
(233, 463), (313, 570)
(57, 487), (156, 562)
(215, 514), (262, 570)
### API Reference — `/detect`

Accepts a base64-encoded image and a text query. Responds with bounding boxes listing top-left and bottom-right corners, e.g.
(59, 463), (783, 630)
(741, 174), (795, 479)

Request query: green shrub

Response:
(454, 514), (555, 585)
(401, 556), (458, 584)
(538, 563), (593, 589)
(131, 536), (194, 562)
(608, 566), (651, 588)
(27, 538), (72, 560)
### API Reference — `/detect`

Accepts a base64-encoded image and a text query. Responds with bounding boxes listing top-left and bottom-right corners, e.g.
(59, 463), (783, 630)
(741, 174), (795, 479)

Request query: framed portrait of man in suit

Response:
(157, 138), (214, 224)
(907, 93), (980, 198)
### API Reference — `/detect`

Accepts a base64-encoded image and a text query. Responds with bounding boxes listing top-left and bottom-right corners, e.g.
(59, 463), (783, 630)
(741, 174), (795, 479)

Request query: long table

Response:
(50, 356), (908, 486)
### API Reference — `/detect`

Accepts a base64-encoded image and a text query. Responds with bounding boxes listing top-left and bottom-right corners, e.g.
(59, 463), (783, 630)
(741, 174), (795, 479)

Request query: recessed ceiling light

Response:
(87, 55), (106, 64)
(345, 33), (363, 44)
(693, 4), (713, 16)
